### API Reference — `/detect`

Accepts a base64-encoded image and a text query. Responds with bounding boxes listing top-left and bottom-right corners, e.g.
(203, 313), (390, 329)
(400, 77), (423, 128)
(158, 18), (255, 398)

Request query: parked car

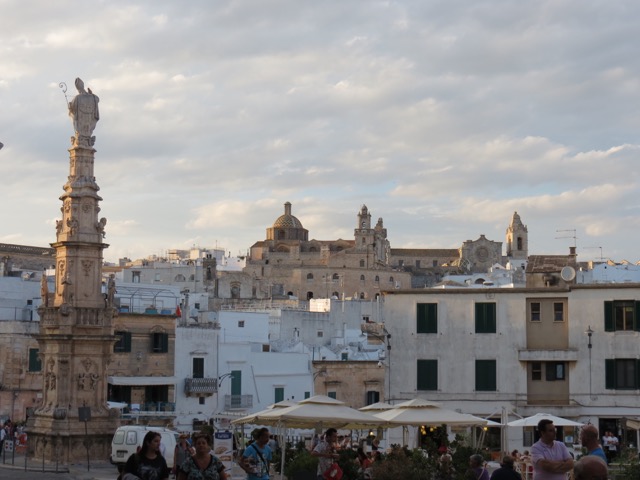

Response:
(110, 425), (179, 469)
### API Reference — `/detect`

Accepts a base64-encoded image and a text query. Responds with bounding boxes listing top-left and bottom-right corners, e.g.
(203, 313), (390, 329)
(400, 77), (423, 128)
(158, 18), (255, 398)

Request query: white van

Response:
(111, 425), (179, 468)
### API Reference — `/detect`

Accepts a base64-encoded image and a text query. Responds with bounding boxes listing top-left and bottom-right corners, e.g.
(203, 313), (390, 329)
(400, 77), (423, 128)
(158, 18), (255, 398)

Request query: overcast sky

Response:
(1, 1), (639, 264)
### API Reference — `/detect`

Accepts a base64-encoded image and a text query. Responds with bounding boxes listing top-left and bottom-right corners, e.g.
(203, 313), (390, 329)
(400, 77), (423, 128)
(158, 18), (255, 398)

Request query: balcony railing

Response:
(184, 377), (218, 395)
(224, 394), (253, 410)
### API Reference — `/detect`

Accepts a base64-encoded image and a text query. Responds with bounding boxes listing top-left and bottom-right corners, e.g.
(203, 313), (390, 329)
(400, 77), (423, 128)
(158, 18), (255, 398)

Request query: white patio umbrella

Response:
(359, 402), (394, 412)
(230, 400), (297, 425)
(232, 395), (386, 480)
(374, 398), (488, 426)
(507, 413), (584, 427)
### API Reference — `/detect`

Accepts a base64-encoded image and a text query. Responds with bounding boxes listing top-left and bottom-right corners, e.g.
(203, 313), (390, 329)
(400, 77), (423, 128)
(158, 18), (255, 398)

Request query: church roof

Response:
(272, 201), (304, 229)
(391, 248), (459, 257)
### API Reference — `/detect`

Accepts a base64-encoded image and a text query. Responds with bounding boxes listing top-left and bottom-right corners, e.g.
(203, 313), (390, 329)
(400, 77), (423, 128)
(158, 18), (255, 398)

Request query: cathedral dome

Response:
(266, 202), (308, 242)
(272, 202), (304, 229)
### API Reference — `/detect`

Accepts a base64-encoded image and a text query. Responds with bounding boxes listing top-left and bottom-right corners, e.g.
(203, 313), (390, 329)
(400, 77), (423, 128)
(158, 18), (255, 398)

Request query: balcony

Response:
(517, 349), (578, 362)
(224, 394), (253, 410)
(184, 378), (218, 396)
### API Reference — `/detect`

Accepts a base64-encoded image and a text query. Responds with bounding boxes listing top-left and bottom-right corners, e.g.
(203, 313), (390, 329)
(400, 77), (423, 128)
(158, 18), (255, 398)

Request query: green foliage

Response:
(284, 449), (318, 478)
(617, 450), (640, 480)
(370, 446), (437, 480)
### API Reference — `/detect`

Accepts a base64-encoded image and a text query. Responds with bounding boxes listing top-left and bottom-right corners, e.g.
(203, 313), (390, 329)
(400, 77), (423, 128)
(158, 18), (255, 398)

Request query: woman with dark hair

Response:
(178, 433), (228, 480)
(123, 431), (170, 480)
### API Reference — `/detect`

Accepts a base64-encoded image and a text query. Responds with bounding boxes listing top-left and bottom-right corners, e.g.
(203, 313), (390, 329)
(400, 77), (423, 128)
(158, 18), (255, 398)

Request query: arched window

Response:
(175, 274), (186, 282)
(517, 237), (523, 250)
(230, 283), (241, 299)
(332, 291), (340, 298)
(360, 275), (365, 283)
(332, 273), (339, 281)
(307, 273), (314, 281)
(375, 275), (379, 283)
(389, 276), (394, 283)
(307, 291), (314, 300)
(309, 246), (317, 252)
(360, 260), (365, 268)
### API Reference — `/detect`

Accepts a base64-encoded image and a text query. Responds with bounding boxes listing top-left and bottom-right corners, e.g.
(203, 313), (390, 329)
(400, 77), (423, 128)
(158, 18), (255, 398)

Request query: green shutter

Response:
(275, 387), (284, 403)
(28, 348), (42, 372)
(417, 304), (437, 334)
(475, 303), (483, 332)
(488, 303), (496, 332)
(605, 359), (614, 389)
(124, 332), (132, 352)
(604, 301), (614, 332)
(417, 360), (437, 390)
(476, 303), (496, 333)
(635, 302), (640, 331)
(476, 360), (497, 391)
(636, 360), (640, 389)
(162, 333), (169, 353)
(231, 370), (242, 395)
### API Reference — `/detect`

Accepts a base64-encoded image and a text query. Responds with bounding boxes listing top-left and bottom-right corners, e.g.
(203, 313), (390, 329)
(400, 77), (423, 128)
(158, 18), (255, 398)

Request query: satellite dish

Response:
(560, 266), (576, 281)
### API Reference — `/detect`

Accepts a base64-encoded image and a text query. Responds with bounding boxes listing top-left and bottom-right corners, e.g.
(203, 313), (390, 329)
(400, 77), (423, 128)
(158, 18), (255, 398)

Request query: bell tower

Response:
(28, 78), (117, 463)
(506, 211), (528, 260)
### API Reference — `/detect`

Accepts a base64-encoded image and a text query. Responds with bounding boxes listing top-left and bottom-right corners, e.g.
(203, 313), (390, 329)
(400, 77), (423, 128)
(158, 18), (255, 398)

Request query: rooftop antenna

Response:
(555, 229), (577, 249)
(583, 246), (604, 262)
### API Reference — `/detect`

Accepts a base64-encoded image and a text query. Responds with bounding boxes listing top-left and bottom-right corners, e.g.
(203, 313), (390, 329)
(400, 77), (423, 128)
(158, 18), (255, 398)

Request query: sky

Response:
(1, 0), (639, 264)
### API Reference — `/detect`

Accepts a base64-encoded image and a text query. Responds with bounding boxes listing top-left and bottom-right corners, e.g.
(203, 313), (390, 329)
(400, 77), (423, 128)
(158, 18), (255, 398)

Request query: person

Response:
(123, 431), (170, 480)
(490, 456), (522, 480)
(573, 455), (608, 480)
(178, 433), (227, 480)
(530, 419), (573, 480)
(466, 454), (489, 480)
(436, 451), (456, 480)
(241, 427), (272, 480)
(356, 447), (372, 479)
(0, 423), (5, 452)
(174, 433), (195, 477)
(267, 435), (279, 455)
(312, 428), (340, 480)
(68, 77), (100, 147)
(580, 425), (607, 463)
(604, 431), (618, 463)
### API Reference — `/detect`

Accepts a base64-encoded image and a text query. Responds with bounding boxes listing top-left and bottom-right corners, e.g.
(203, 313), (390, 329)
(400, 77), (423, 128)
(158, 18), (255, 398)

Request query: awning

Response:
(108, 376), (177, 386)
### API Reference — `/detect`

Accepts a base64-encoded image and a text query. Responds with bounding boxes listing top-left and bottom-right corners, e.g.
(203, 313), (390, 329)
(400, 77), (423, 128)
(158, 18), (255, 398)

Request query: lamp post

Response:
(586, 326), (594, 398)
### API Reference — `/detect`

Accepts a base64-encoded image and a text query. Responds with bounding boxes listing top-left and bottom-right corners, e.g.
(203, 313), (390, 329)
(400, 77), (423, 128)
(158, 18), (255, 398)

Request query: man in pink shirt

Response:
(530, 419), (573, 480)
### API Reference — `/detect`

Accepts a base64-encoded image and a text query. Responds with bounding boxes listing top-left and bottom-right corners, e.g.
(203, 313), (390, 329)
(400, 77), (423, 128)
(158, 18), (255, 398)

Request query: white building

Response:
(382, 282), (640, 452)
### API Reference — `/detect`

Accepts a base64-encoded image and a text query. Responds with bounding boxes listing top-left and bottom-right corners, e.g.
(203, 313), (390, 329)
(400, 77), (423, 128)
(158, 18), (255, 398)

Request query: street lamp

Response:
(585, 326), (594, 398)
(217, 373), (234, 388)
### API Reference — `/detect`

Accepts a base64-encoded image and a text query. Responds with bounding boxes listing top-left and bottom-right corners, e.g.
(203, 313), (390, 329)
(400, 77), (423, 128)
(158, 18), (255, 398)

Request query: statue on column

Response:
(41, 271), (49, 307)
(68, 78), (99, 147)
(107, 274), (116, 308)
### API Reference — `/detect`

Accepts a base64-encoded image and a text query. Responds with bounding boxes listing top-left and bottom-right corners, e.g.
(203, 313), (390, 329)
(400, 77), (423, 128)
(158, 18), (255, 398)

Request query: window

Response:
(317, 330), (324, 338)
(151, 332), (169, 353)
(199, 397), (205, 405)
(532, 362), (542, 381)
(417, 359), (438, 391)
(605, 359), (640, 389)
(554, 303), (564, 322)
(530, 303), (541, 322)
(327, 391), (337, 399)
(193, 358), (204, 379)
(231, 370), (242, 395)
(175, 274), (186, 282)
(546, 362), (565, 381)
(275, 387), (284, 403)
(360, 275), (365, 283)
(398, 260), (404, 267)
(417, 303), (438, 334)
(238, 321), (245, 328)
(341, 352), (348, 361)
(332, 273), (339, 281)
(416, 260), (421, 268)
(154, 273), (161, 282)
(389, 276), (394, 284)
(366, 391), (380, 405)
(361, 237), (366, 244)
(604, 301), (640, 332)
(360, 260), (365, 268)
(374, 276), (379, 283)
(132, 271), (141, 283)
(307, 273), (314, 281)
(475, 360), (497, 391)
(28, 348), (42, 372)
(433, 260), (438, 267)
(475, 303), (496, 333)
(114, 331), (132, 353)
(304, 391), (310, 399)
